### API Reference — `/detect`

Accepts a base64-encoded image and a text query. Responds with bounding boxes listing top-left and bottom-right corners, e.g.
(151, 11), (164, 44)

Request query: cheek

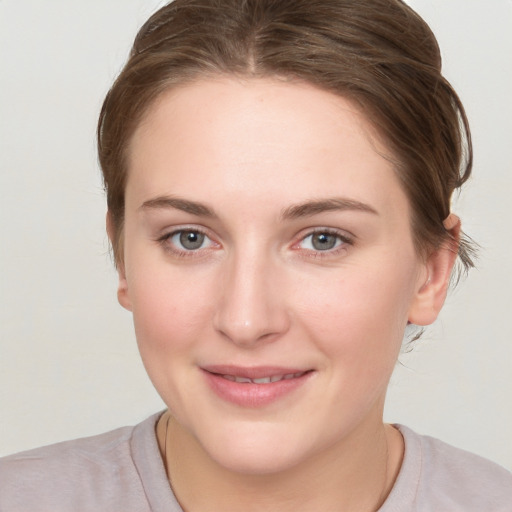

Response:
(126, 264), (218, 410)
(127, 261), (216, 358)
(294, 260), (418, 361)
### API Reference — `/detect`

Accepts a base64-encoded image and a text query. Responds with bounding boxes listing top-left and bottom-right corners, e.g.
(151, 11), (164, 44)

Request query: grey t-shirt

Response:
(1, 413), (511, 511)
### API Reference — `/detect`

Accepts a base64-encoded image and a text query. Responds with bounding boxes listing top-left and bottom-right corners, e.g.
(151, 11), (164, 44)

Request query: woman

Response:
(1, 0), (511, 510)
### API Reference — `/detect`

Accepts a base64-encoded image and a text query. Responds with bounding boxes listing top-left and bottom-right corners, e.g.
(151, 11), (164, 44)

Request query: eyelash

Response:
(157, 227), (354, 259)
(293, 229), (354, 259)
(157, 227), (217, 258)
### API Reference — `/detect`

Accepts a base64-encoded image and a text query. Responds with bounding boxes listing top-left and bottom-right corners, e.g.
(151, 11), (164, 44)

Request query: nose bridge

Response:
(213, 243), (289, 346)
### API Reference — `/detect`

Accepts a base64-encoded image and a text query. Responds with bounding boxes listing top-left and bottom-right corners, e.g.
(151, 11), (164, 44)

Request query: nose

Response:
(213, 251), (290, 347)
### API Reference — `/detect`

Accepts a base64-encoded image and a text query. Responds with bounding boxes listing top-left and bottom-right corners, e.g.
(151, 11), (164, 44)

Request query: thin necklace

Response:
(376, 435), (390, 510)
(163, 412), (171, 476)
(162, 414), (391, 511)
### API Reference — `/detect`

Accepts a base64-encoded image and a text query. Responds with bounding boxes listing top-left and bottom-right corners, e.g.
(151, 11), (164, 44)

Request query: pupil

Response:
(180, 231), (204, 250)
(312, 233), (336, 251)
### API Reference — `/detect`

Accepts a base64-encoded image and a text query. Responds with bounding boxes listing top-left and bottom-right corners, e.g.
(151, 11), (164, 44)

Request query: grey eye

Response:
(300, 232), (343, 251)
(176, 230), (206, 250)
(311, 233), (338, 250)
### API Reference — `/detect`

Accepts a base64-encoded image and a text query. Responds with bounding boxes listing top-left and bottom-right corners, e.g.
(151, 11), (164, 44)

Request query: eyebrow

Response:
(281, 198), (378, 220)
(140, 196), (217, 218)
(139, 195), (378, 220)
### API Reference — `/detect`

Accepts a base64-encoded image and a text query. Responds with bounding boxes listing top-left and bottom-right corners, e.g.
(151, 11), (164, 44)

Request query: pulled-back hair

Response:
(98, 0), (474, 274)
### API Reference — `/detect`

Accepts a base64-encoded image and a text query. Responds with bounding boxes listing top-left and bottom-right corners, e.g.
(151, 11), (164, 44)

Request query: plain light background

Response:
(1, 0), (511, 470)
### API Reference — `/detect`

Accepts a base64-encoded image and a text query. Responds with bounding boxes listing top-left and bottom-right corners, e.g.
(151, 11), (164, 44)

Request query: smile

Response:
(202, 367), (313, 407)
(220, 372), (307, 384)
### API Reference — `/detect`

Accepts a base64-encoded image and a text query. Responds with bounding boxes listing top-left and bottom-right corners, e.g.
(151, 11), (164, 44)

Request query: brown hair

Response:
(98, 0), (475, 274)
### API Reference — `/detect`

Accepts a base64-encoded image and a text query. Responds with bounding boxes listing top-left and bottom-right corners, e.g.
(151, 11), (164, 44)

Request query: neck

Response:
(157, 411), (403, 512)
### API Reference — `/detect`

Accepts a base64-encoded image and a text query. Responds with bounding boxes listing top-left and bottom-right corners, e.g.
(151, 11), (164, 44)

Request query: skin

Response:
(111, 77), (459, 511)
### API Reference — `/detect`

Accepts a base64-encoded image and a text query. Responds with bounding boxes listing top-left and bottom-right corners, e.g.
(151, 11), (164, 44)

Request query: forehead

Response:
(126, 77), (408, 218)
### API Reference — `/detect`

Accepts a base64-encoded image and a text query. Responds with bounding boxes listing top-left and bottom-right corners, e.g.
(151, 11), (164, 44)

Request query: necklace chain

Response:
(161, 412), (391, 510)
(163, 412), (171, 478)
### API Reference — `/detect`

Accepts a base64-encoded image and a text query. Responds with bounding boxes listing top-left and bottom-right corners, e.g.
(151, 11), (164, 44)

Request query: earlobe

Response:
(116, 275), (133, 312)
(106, 211), (132, 312)
(408, 214), (461, 326)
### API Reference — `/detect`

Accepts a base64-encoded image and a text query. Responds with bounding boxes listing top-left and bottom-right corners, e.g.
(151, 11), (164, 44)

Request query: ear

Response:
(408, 214), (460, 326)
(106, 211), (132, 312)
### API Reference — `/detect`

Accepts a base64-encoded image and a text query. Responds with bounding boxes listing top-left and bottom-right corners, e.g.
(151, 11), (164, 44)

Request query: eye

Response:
(169, 229), (213, 251)
(299, 231), (348, 252)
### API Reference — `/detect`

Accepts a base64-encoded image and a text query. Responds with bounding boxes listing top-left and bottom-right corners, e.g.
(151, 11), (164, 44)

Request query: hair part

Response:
(98, 0), (475, 279)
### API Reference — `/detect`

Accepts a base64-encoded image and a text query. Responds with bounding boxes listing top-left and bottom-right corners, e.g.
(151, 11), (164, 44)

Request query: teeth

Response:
(234, 376), (252, 383)
(221, 372), (306, 384)
(253, 377), (271, 384)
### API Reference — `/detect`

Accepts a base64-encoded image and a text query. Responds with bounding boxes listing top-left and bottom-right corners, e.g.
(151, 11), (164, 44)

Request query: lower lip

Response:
(202, 370), (313, 408)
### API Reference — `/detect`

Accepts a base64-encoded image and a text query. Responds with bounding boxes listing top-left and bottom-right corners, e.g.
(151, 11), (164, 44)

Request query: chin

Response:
(195, 421), (313, 475)
(209, 443), (306, 476)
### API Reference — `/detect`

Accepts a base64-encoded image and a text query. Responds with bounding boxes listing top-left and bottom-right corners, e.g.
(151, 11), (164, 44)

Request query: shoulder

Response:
(392, 425), (512, 512)
(0, 414), (162, 512)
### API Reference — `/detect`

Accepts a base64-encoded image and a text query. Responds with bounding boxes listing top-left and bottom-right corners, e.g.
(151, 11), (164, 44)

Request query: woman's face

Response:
(118, 78), (436, 474)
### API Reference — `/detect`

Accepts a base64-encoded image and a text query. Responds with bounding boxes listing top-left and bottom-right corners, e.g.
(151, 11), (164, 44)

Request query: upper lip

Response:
(201, 365), (311, 379)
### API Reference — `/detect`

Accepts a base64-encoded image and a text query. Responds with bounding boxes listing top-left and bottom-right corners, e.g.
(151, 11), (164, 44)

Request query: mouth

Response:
(217, 371), (307, 384)
(201, 366), (314, 407)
